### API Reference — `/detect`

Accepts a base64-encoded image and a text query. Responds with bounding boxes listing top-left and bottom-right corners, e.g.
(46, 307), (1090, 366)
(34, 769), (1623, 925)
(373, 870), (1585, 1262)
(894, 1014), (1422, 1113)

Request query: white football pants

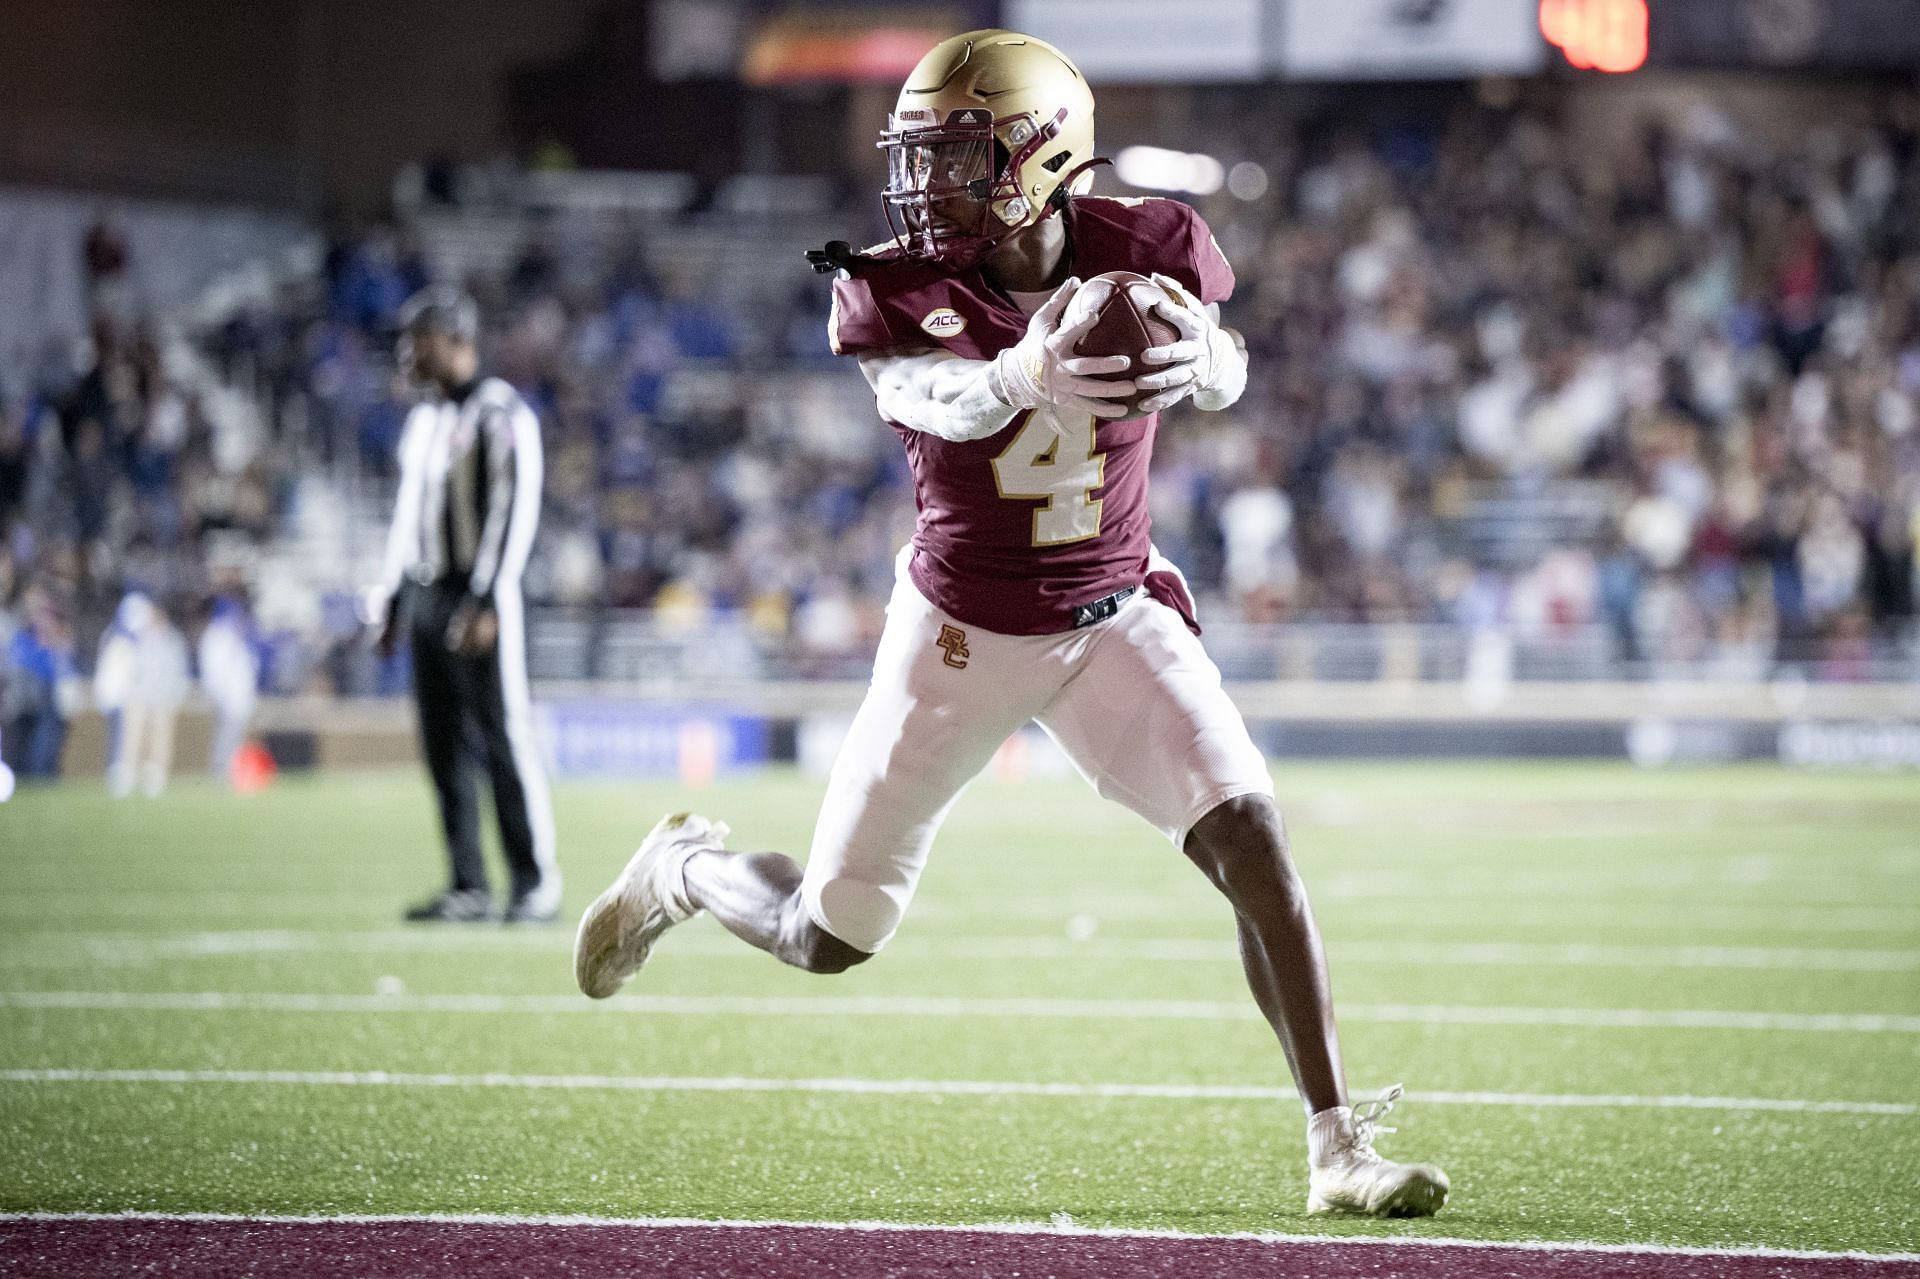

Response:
(800, 550), (1274, 953)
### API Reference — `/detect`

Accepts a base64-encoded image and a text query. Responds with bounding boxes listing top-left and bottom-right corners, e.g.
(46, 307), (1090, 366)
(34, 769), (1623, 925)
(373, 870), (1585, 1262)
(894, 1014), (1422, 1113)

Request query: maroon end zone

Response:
(4, 1219), (1918, 1279)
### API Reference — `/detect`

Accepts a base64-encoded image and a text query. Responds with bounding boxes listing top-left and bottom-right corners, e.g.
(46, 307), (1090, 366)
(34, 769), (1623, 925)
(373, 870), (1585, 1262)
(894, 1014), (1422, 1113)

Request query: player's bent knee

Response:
(1188, 793), (1287, 855)
(804, 875), (904, 955)
(774, 890), (876, 974)
(796, 923), (873, 975)
(1185, 794), (1298, 905)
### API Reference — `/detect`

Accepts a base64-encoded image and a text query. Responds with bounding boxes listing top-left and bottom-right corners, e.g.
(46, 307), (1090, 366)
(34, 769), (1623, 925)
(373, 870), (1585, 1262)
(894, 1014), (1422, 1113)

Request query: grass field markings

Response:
(11, 863), (1918, 907)
(15, 929), (1920, 973)
(11, 895), (1916, 936)
(1, 1069), (1913, 1118)
(1317, 878), (1920, 908)
(1296, 794), (1920, 827)
(912, 899), (1920, 931)
(881, 938), (1920, 972)
(4, 1212), (1920, 1265)
(1331, 902), (1920, 934)
(6, 989), (1920, 1033)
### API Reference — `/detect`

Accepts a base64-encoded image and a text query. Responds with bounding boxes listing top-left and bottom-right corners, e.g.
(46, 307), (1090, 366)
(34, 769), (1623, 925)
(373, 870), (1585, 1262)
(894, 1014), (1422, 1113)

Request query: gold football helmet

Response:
(879, 29), (1100, 269)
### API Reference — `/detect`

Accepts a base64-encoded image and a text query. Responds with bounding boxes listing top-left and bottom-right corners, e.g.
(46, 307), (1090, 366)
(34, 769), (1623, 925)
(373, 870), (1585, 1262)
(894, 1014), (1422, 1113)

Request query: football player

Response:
(575, 29), (1448, 1217)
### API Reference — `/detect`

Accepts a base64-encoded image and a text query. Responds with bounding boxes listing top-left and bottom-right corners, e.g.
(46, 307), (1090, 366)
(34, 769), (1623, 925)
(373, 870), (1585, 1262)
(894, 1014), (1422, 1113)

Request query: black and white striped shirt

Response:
(379, 377), (542, 603)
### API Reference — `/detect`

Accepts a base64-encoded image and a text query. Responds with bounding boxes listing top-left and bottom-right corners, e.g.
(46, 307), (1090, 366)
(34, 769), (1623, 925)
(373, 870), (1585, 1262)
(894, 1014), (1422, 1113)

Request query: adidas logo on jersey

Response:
(920, 307), (967, 338)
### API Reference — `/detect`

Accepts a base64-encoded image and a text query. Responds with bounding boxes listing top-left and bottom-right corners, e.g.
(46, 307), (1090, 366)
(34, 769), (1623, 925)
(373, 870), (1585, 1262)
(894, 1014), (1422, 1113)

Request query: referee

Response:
(364, 287), (560, 924)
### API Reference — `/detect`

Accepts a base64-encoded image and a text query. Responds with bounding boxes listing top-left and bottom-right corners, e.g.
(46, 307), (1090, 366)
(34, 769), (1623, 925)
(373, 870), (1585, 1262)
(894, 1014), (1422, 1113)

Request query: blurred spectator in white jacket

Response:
(92, 594), (143, 789)
(197, 596), (260, 784)
(104, 594), (190, 798)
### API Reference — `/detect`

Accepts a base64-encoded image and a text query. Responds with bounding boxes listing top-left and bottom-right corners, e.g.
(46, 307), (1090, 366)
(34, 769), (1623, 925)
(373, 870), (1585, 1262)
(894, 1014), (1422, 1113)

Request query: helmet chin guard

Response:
(877, 29), (1100, 271)
(880, 107), (1069, 270)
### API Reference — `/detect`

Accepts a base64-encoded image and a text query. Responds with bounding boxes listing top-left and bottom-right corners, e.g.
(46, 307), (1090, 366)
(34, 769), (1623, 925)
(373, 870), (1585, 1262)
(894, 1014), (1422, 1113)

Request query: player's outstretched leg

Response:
(573, 812), (869, 998)
(677, 840), (873, 974)
(1184, 794), (1449, 1217)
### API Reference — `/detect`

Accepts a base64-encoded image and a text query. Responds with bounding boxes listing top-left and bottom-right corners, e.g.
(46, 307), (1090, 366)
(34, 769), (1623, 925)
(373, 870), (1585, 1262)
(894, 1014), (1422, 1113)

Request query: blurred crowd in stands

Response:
(0, 218), (272, 779)
(272, 93), (1920, 679)
(1187, 91), (1920, 679)
(5, 87), (1919, 764)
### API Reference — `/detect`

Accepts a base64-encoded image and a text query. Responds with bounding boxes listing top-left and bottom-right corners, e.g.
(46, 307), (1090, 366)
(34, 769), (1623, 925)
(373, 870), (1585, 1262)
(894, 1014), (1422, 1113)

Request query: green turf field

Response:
(3, 764), (1917, 1254)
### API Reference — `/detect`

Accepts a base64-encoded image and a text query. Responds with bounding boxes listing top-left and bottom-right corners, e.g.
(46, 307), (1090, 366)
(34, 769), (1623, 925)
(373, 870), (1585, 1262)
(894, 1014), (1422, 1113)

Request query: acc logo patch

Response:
(919, 307), (967, 339)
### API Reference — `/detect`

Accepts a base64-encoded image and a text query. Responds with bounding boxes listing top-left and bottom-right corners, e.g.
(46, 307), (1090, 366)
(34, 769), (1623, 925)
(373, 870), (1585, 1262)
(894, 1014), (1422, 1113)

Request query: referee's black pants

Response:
(407, 578), (545, 900)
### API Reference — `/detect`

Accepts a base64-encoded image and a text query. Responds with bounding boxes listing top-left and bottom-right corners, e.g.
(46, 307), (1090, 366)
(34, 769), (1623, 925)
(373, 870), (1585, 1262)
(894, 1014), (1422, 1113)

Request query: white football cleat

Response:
(1306, 1085), (1450, 1217)
(573, 812), (729, 999)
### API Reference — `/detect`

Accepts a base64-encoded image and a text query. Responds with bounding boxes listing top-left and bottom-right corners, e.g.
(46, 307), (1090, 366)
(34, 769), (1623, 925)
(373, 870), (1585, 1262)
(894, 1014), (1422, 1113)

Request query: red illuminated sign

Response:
(1540, 0), (1649, 73)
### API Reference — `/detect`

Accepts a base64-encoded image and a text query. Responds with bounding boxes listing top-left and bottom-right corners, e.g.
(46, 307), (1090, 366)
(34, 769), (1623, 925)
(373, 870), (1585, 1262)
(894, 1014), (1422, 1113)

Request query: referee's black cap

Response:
(397, 286), (480, 341)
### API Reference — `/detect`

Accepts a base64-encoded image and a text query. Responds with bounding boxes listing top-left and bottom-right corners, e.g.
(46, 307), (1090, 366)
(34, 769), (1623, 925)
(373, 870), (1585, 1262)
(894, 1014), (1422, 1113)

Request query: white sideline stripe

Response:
(3, 1212), (1918, 1265)
(1, 1069), (1912, 1117)
(25, 929), (1920, 973)
(3, 1212), (1917, 1265)
(5, 990), (1919, 1033)
(491, 581), (560, 894)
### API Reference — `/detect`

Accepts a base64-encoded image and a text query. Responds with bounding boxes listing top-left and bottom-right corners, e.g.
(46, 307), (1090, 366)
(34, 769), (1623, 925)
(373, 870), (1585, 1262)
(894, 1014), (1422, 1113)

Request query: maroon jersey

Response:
(829, 196), (1234, 636)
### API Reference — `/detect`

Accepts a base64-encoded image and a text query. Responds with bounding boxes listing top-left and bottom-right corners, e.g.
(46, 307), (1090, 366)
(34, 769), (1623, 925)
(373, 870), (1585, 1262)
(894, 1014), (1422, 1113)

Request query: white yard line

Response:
(0, 1068), (1911, 1117)
(807, 937), (1920, 972)
(4, 989), (1918, 1032)
(1341, 1003), (1920, 1032)
(3, 1210), (1916, 1264)
(10, 929), (1920, 972)
(1339, 940), (1920, 971)
(8, 892), (1918, 930)
(925, 898), (1920, 932)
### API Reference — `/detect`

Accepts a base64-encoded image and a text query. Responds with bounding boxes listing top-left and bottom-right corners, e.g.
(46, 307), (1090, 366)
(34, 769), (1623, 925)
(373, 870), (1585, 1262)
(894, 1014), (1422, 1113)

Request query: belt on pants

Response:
(1071, 586), (1137, 629)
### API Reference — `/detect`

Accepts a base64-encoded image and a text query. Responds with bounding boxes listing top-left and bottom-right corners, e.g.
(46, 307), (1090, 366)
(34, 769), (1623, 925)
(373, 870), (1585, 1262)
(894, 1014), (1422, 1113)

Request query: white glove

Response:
(1134, 273), (1246, 414)
(991, 277), (1139, 421)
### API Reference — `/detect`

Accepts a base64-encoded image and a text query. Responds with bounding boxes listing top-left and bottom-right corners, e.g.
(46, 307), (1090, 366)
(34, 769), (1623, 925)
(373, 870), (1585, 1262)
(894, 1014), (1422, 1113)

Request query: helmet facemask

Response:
(880, 108), (1067, 270)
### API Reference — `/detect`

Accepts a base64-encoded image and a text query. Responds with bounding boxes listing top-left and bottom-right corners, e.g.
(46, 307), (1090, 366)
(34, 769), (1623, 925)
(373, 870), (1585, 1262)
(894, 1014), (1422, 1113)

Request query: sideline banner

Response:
(1004, 0), (1265, 81)
(535, 703), (770, 779)
(1275, 0), (1546, 79)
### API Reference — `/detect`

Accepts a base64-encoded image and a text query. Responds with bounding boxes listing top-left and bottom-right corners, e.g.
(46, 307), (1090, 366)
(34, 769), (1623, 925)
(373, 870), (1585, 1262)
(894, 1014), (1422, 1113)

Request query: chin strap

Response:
(1054, 155), (1112, 197)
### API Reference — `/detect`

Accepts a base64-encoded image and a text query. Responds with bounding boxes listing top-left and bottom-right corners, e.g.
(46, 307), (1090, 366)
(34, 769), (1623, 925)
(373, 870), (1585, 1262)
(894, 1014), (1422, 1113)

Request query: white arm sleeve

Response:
(859, 350), (1019, 443)
(373, 406), (433, 603)
(468, 397), (542, 599)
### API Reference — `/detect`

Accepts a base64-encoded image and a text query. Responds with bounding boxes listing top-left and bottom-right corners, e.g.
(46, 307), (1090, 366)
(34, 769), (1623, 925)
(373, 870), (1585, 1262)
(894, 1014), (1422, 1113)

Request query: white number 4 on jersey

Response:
(992, 412), (1105, 547)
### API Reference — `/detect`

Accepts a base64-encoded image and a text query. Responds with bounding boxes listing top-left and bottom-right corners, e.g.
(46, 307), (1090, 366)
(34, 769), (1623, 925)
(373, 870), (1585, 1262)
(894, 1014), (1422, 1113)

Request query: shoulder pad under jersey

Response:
(1068, 196), (1235, 305)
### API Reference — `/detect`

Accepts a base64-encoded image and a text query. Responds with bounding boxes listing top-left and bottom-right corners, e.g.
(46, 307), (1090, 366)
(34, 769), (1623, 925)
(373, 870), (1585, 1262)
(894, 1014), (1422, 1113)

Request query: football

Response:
(1072, 270), (1187, 419)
